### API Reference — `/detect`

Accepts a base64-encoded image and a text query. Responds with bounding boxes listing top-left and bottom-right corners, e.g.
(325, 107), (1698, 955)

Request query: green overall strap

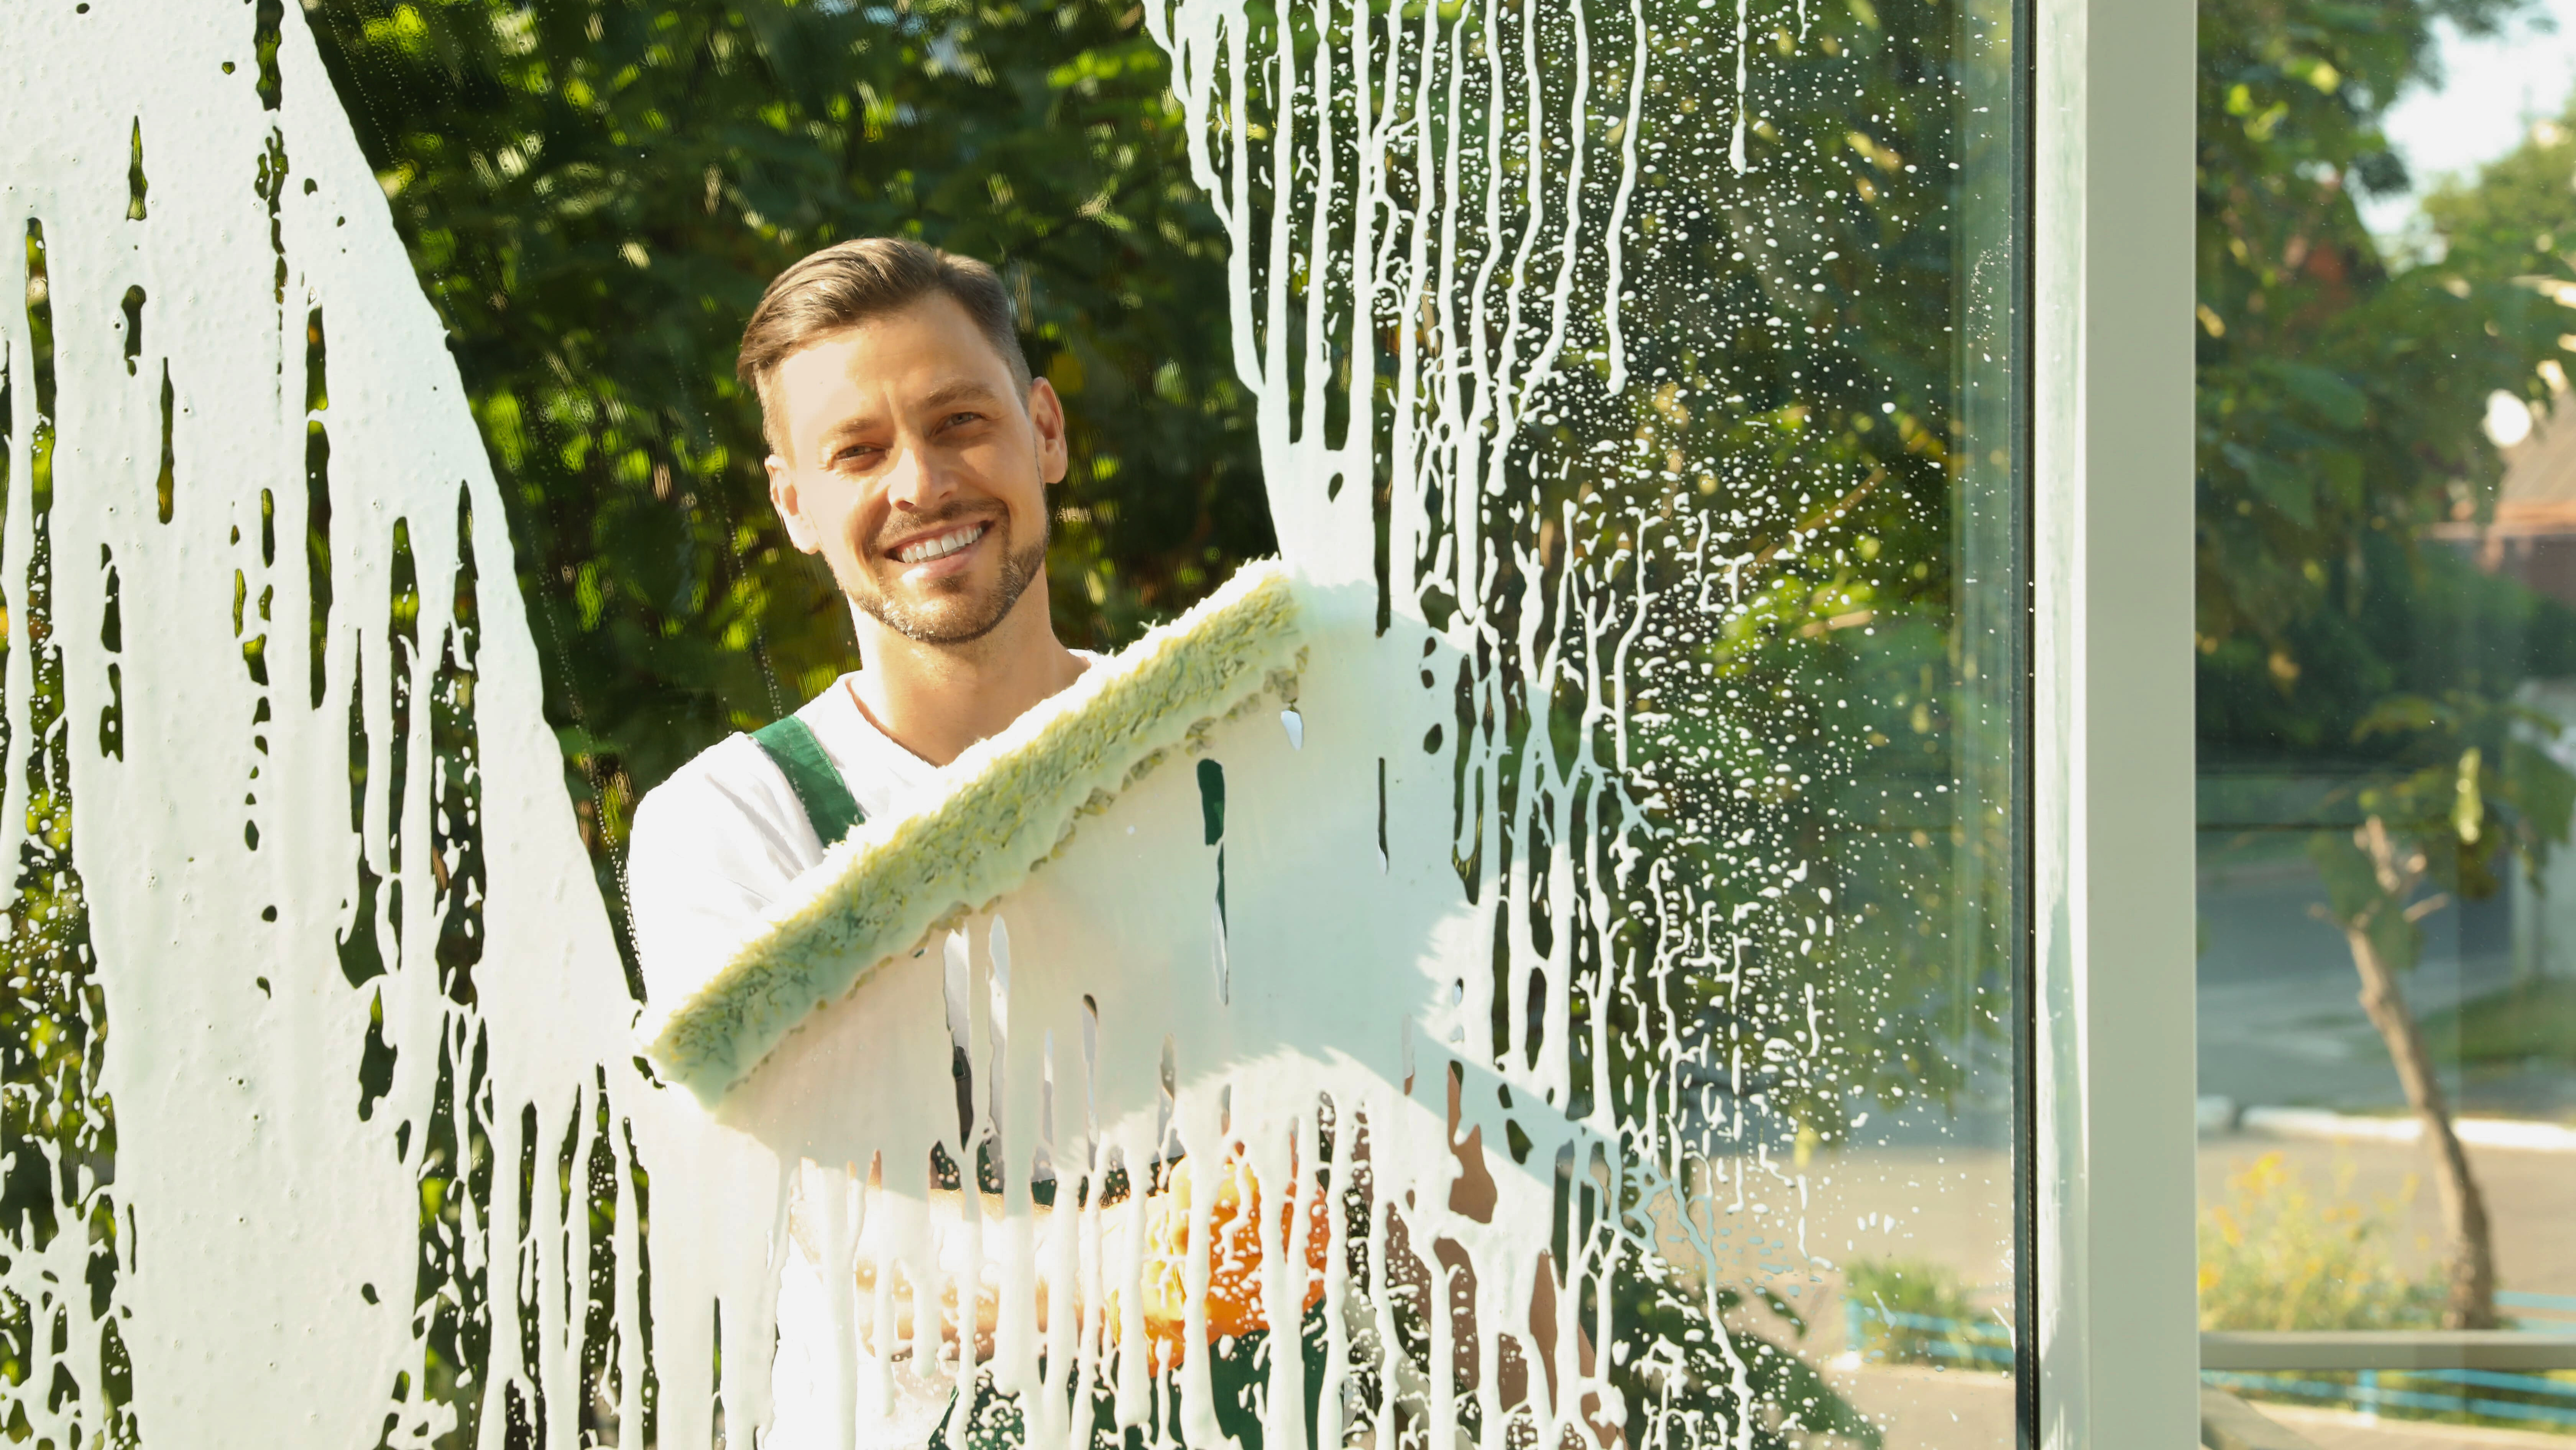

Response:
(750, 716), (866, 847)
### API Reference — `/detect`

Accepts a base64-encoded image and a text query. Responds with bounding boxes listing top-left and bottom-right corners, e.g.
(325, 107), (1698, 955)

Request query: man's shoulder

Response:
(626, 729), (822, 1006)
(630, 730), (802, 856)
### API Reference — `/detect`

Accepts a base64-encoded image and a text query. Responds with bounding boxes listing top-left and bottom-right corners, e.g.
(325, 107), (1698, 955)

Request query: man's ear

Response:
(767, 455), (823, 554)
(1027, 378), (1070, 487)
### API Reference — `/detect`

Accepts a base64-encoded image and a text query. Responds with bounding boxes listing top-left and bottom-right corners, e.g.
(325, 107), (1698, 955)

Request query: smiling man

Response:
(625, 237), (1092, 1446)
(628, 238), (1089, 1011)
(624, 239), (1571, 1450)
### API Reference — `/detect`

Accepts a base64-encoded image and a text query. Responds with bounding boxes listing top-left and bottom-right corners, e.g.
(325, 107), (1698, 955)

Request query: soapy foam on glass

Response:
(0, 0), (2014, 1445)
(2, 7), (782, 1442)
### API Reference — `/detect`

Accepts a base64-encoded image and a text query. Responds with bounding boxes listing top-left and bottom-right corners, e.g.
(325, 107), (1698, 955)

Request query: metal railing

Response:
(2196, 1295), (2576, 1433)
(1840, 1302), (2016, 1369)
(1841, 1295), (2576, 1434)
(2195, 1364), (2576, 1432)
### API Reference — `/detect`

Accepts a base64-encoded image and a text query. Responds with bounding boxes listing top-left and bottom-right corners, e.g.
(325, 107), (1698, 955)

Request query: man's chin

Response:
(842, 539), (1044, 648)
(849, 587), (1014, 647)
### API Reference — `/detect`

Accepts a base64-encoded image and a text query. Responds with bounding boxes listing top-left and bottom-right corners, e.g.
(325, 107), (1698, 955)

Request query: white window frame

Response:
(2031, 0), (2201, 1447)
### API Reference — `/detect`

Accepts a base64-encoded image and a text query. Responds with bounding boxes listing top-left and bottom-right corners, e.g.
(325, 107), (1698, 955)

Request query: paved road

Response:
(2198, 852), (2576, 1120)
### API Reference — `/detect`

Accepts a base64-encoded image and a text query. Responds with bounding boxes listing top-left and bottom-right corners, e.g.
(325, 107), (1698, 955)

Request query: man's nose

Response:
(880, 438), (956, 514)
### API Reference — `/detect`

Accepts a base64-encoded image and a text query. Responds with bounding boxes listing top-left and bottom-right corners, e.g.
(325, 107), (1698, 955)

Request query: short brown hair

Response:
(737, 237), (1033, 450)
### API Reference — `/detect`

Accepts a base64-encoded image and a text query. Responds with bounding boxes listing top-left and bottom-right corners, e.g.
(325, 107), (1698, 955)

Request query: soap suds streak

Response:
(1136, 0), (1988, 1441)
(2, 5), (780, 1445)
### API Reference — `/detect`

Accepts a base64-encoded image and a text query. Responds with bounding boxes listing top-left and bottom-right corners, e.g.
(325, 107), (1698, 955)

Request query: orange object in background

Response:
(1133, 1156), (1333, 1365)
(838, 1153), (1336, 1367)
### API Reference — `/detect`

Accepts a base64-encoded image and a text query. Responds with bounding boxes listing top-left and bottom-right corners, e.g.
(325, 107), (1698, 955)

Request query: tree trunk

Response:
(2339, 923), (2499, 1329)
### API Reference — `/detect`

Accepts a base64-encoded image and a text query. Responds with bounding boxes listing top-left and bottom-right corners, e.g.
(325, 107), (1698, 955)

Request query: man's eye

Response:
(943, 411), (984, 430)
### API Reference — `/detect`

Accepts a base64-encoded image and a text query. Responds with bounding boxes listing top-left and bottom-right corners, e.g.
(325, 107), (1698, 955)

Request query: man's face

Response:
(764, 294), (1066, 646)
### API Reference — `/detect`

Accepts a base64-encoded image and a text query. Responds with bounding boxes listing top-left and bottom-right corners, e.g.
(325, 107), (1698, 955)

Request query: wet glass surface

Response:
(0, 0), (2026, 1443)
(2195, 0), (2576, 1437)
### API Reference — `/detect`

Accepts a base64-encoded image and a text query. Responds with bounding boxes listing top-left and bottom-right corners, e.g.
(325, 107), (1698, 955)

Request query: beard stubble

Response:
(847, 505), (1048, 646)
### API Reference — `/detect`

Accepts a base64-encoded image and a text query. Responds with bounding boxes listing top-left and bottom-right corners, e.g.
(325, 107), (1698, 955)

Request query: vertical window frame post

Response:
(2031, 0), (2200, 1445)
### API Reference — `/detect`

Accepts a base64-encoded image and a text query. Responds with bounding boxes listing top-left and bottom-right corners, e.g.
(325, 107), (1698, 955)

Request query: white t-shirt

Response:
(628, 672), (944, 1009)
(626, 665), (1092, 1448)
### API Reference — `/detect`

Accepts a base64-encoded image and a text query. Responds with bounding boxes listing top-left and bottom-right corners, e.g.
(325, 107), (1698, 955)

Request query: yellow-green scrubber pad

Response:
(640, 559), (1307, 1105)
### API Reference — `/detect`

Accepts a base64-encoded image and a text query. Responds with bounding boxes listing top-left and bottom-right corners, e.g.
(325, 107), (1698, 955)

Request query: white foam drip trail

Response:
(1119, 0), (1681, 1439)
(1731, 0), (1751, 173)
(2, 5), (779, 1444)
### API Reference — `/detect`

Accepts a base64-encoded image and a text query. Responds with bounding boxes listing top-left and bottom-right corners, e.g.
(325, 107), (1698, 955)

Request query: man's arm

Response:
(627, 742), (825, 1005)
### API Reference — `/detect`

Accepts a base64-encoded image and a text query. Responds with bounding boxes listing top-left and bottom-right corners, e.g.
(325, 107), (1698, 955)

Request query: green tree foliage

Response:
(1563, 0), (2022, 1128)
(2422, 100), (2576, 274)
(2193, 0), (2576, 1018)
(2193, 0), (2576, 933)
(0, 224), (135, 1448)
(2196, 0), (2576, 757)
(2195, 0), (2576, 1327)
(304, 0), (1275, 980)
(303, 0), (2025, 1132)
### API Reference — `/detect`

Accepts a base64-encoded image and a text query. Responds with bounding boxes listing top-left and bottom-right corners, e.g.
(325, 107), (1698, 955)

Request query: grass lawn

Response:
(2420, 977), (2576, 1068)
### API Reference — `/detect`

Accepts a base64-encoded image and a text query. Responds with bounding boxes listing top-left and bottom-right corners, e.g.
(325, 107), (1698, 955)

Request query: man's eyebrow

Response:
(813, 380), (1007, 452)
(817, 413), (883, 450)
(918, 378), (1008, 413)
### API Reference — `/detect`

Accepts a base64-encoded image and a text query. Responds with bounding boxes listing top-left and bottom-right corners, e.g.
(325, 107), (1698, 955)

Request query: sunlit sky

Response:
(2360, 1), (2576, 243)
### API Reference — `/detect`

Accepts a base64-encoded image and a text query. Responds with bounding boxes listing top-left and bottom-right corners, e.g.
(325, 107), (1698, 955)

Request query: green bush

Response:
(2198, 1151), (2443, 1331)
(1842, 1258), (2010, 1372)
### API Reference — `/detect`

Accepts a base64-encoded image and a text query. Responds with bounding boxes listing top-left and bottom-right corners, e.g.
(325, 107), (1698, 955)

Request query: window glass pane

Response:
(2197, 0), (2576, 1430)
(0, 0), (2022, 1443)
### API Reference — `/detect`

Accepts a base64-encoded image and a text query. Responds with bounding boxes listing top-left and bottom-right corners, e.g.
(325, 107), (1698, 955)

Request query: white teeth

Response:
(895, 523), (987, 565)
